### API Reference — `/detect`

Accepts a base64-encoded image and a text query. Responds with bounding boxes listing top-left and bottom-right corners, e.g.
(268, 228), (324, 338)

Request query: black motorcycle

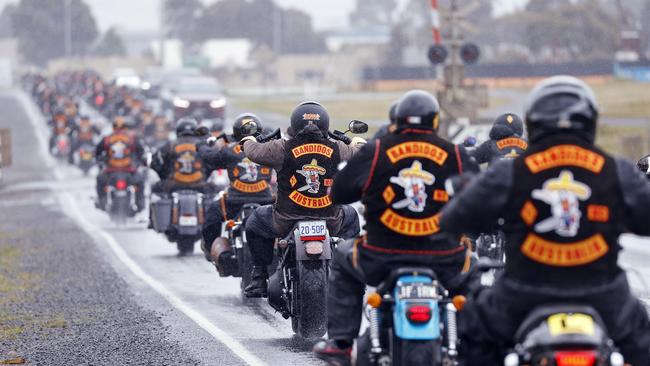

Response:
(151, 189), (207, 256)
(477, 260), (625, 366)
(103, 171), (139, 224)
(209, 202), (260, 292)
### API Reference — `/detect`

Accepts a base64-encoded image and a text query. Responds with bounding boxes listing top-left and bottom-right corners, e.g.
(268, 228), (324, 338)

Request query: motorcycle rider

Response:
(472, 112), (528, 165)
(372, 101), (398, 139)
(440, 76), (650, 365)
(48, 108), (70, 151)
(198, 113), (274, 271)
(240, 101), (364, 297)
(95, 115), (146, 210)
(150, 117), (216, 197)
(69, 114), (101, 163)
(312, 90), (479, 365)
(143, 114), (171, 149)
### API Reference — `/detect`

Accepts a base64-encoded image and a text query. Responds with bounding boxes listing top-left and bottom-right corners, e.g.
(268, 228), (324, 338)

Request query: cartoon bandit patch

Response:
(296, 159), (326, 194)
(532, 170), (592, 237)
(110, 141), (127, 159)
(389, 160), (435, 213)
(237, 158), (259, 182)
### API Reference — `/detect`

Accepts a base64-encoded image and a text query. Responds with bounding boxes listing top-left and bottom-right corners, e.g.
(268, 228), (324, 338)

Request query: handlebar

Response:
(256, 128), (282, 143)
(328, 130), (352, 145)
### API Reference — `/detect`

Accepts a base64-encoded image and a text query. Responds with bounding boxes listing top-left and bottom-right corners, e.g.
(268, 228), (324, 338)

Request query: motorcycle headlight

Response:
(141, 82), (151, 90)
(173, 97), (190, 108)
(210, 97), (226, 109)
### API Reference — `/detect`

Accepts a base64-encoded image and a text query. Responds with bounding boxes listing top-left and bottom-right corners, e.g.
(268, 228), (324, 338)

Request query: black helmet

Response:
(490, 113), (524, 140)
(637, 155), (650, 175)
(389, 101), (399, 124)
(395, 90), (440, 131)
(232, 113), (263, 142)
(113, 115), (127, 129)
(290, 101), (330, 137)
(175, 117), (198, 136)
(525, 75), (598, 143)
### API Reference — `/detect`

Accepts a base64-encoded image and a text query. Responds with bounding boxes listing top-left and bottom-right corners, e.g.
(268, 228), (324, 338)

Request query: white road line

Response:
(14, 90), (267, 366)
(59, 192), (267, 366)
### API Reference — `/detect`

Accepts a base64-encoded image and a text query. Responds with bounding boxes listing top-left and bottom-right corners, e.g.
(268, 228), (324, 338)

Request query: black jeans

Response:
(459, 273), (650, 366)
(327, 239), (478, 342)
(245, 204), (360, 267)
(201, 195), (274, 248)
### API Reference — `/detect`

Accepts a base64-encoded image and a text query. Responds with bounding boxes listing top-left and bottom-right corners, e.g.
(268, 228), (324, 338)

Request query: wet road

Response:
(1, 88), (649, 365)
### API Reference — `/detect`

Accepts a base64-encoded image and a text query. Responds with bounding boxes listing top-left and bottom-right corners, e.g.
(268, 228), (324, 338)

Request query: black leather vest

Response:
(503, 136), (624, 287)
(171, 137), (205, 184)
(276, 136), (340, 217)
(363, 132), (464, 253)
(493, 137), (528, 161)
(223, 143), (273, 201)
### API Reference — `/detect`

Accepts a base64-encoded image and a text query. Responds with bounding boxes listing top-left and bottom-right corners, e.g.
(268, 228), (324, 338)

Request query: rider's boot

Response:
(244, 266), (268, 298)
(313, 339), (352, 366)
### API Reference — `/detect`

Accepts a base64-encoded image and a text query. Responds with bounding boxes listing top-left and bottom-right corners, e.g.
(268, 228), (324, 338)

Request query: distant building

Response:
(324, 27), (390, 53)
(201, 39), (253, 69)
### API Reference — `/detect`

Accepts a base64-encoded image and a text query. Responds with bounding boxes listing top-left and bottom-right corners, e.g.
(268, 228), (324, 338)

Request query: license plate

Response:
(179, 216), (198, 226)
(298, 221), (327, 240)
(114, 190), (127, 197)
(547, 313), (595, 336)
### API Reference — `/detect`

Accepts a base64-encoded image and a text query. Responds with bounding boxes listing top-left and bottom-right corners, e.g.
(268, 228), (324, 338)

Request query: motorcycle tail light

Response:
(304, 241), (324, 256)
(406, 304), (432, 324)
(115, 180), (127, 190)
(95, 95), (104, 105)
(554, 351), (596, 366)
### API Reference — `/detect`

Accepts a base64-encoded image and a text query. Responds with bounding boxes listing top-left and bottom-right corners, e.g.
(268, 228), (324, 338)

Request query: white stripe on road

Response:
(13, 89), (267, 366)
(59, 192), (268, 366)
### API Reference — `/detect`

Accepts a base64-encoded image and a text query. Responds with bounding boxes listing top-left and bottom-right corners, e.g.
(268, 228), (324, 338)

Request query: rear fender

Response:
(393, 275), (440, 340)
(293, 229), (332, 261)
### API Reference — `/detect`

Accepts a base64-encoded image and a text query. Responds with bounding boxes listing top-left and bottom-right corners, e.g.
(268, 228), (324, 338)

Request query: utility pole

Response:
(64, 0), (72, 59)
(159, 0), (167, 67)
(427, 0), (487, 136)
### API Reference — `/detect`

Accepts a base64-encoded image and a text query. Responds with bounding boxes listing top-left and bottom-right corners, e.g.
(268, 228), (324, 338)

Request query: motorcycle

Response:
(354, 267), (464, 366)
(150, 189), (207, 256)
(260, 120), (368, 338)
(267, 219), (335, 338)
(73, 142), (95, 175)
(104, 171), (139, 224)
(210, 202), (260, 292)
(51, 133), (71, 159)
(475, 260), (625, 366)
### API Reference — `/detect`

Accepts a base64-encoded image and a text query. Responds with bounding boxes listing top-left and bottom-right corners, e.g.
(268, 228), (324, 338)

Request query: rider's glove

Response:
(351, 137), (367, 147)
(239, 135), (257, 149)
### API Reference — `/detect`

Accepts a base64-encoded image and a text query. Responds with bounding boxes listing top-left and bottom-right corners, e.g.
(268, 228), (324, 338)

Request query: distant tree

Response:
(164, 0), (203, 45)
(349, 0), (396, 29)
(195, 0), (325, 54)
(0, 4), (16, 38)
(12, 0), (98, 65)
(92, 28), (126, 57)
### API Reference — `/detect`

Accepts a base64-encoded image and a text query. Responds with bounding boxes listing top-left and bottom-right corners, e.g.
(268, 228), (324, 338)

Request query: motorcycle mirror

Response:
(206, 136), (218, 147)
(195, 126), (210, 137)
(240, 120), (261, 138)
(348, 120), (369, 134)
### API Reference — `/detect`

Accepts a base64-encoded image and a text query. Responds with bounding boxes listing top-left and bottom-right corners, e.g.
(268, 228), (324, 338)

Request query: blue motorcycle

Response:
(354, 267), (463, 366)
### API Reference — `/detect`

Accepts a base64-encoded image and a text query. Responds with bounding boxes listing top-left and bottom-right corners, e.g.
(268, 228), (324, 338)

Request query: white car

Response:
(111, 68), (141, 89)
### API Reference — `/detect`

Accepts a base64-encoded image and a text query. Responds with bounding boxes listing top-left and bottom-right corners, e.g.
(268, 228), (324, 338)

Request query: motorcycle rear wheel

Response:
(392, 339), (438, 366)
(292, 260), (328, 339)
(177, 239), (195, 256)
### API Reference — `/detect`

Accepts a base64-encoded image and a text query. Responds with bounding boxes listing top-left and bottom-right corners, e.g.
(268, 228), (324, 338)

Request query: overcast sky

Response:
(0, 0), (528, 33)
